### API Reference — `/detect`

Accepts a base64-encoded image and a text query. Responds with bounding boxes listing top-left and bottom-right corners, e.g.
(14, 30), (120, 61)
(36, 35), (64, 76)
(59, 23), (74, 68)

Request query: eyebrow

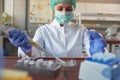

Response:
(57, 5), (73, 8)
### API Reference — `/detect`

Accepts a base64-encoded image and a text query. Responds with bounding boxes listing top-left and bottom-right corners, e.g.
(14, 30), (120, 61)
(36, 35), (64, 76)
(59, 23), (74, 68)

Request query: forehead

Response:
(55, 2), (73, 8)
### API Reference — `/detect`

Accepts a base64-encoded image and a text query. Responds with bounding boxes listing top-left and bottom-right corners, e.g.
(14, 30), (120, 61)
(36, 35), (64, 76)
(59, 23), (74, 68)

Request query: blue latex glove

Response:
(91, 52), (116, 64)
(8, 30), (32, 53)
(88, 30), (107, 55)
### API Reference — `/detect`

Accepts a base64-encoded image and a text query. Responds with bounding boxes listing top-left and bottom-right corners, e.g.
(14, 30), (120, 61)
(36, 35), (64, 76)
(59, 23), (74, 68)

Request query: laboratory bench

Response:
(3, 57), (85, 80)
(105, 39), (120, 53)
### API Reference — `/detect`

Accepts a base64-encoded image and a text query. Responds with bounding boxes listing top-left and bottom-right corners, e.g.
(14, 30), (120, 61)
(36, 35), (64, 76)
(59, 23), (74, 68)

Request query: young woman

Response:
(8, 0), (106, 58)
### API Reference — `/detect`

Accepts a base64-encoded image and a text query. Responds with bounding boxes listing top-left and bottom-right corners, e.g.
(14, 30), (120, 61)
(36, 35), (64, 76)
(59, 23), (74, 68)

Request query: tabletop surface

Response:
(105, 39), (120, 44)
(3, 57), (84, 80)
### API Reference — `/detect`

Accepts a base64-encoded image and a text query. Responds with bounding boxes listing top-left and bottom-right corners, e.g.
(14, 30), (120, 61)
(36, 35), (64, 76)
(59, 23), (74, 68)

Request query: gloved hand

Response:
(8, 30), (32, 53)
(88, 30), (107, 55)
(91, 52), (116, 64)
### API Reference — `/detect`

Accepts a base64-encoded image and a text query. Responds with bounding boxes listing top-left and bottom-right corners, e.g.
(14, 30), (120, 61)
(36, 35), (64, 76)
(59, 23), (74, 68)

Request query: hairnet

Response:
(50, 0), (76, 10)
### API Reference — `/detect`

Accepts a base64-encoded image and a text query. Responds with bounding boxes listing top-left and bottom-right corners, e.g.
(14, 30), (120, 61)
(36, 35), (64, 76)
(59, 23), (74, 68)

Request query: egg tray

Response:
(14, 59), (64, 77)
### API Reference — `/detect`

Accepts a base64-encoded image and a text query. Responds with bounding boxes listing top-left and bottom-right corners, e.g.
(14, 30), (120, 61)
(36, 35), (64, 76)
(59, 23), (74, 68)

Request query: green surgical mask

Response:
(55, 11), (74, 24)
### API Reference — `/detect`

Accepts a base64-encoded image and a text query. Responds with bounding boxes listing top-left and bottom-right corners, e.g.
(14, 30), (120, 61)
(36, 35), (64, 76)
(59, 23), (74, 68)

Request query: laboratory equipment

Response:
(64, 60), (76, 67)
(116, 45), (120, 58)
(74, 13), (81, 25)
(105, 26), (118, 40)
(0, 24), (65, 66)
(78, 58), (120, 80)
(14, 57), (63, 77)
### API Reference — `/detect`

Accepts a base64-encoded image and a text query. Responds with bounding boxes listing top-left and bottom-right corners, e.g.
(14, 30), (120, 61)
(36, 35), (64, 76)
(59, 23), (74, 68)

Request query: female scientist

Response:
(8, 0), (106, 58)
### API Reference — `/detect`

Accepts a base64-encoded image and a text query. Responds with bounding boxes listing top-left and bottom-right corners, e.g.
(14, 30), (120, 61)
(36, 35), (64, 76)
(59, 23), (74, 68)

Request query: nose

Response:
(61, 8), (67, 13)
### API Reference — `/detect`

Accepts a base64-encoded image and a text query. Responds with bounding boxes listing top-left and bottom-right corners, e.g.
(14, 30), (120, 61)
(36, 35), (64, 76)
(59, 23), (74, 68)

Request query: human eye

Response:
(66, 7), (73, 12)
(57, 7), (63, 11)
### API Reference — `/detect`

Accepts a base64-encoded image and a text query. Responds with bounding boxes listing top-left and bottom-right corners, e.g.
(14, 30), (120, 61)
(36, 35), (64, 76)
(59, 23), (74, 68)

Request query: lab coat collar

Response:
(50, 19), (60, 27)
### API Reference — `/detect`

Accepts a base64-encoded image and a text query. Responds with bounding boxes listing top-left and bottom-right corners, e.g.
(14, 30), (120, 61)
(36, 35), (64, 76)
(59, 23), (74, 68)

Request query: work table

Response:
(105, 39), (120, 53)
(3, 57), (84, 80)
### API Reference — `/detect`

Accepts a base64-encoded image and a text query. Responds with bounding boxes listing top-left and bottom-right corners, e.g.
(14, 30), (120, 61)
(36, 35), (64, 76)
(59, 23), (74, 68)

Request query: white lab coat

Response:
(18, 19), (90, 58)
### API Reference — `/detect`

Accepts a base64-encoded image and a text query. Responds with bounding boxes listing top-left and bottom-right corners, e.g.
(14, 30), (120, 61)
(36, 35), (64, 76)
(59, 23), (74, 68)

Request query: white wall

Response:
(13, 0), (26, 30)
(4, 0), (26, 30)
(4, 0), (13, 24)
(78, 0), (120, 4)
